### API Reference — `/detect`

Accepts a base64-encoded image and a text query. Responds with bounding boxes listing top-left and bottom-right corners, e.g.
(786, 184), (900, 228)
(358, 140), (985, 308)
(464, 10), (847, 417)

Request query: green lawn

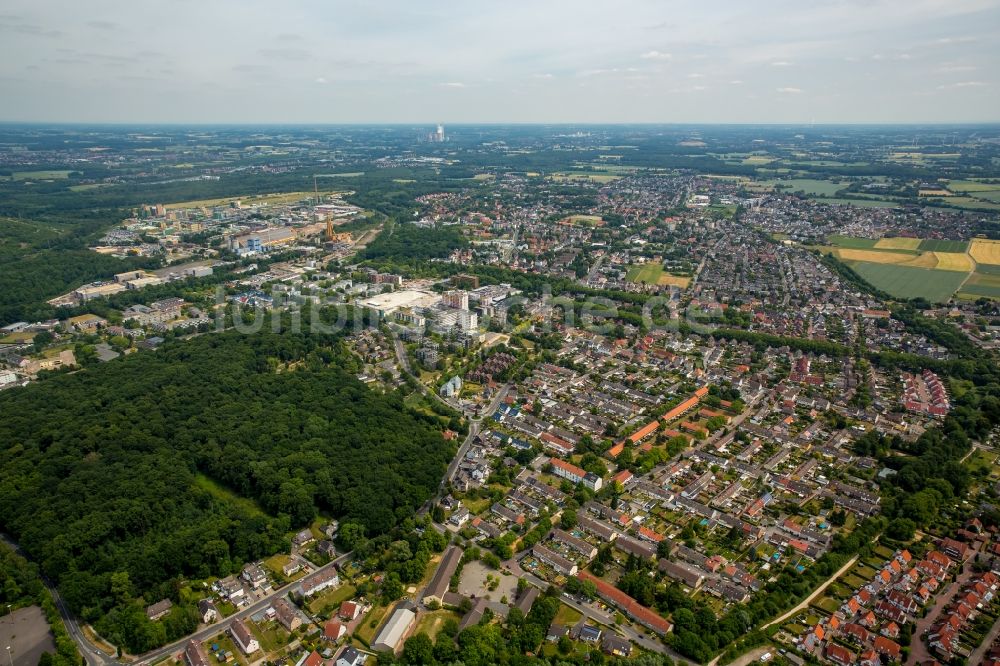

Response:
(812, 596), (841, 614)
(249, 620), (290, 654)
(308, 584), (358, 616)
(553, 603), (583, 626)
(206, 633), (248, 666)
(626, 263), (663, 284)
(356, 604), (389, 644)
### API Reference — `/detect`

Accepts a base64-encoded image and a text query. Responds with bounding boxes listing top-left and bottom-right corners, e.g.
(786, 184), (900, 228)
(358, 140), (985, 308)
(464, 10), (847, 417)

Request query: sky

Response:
(1, 0), (998, 124)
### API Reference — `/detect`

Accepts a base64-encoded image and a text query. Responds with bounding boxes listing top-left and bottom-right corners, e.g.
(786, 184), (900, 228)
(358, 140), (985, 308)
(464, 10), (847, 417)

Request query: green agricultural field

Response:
(946, 179), (1000, 193)
(764, 178), (847, 196)
(918, 239), (970, 253)
(821, 197), (900, 208)
(976, 190), (1000, 203)
(974, 263), (1000, 276)
(68, 183), (113, 192)
(12, 169), (75, 180)
(958, 272), (1000, 299)
(942, 196), (1000, 212)
(826, 235), (878, 249)
(851, 262), (968, 302)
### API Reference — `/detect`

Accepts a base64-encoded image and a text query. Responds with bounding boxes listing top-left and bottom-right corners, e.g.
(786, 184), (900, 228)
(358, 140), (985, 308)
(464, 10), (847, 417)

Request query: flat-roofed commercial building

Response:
(372, 607), (416, 653)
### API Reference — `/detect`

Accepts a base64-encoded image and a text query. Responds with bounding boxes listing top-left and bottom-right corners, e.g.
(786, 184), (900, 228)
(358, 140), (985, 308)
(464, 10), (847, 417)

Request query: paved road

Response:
(910, 544), (980, 666)
(712, 646), (772, 666)
(0, 534), (115, 666)
(968, 605), (1000, 666)
(133, 551), (352, 666)
(761, 554), (859, 630)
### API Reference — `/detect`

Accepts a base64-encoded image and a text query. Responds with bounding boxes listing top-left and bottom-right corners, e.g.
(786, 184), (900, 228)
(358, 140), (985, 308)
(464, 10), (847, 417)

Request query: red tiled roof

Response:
(578, 571), (671, 634)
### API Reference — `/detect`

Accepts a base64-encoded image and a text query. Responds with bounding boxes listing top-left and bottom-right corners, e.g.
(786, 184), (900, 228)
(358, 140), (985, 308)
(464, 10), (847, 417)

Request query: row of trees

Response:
(0, 544), (82, 666)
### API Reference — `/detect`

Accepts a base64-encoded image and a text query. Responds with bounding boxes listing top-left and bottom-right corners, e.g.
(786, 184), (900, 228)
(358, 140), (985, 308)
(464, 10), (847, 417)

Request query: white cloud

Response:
(937, 80), (986, 89)
(687, 72), (704, 79)
(640, 50), (672, 61)
(933, 36), (978, 45)
(439, 81), (465, 88)
(314, 77), (327, 84)
(776, 87), (802, 94)
(532, 73), (554, 79)
(770, 61), (792, 67)
(730, 80), (743, 85)
(937, 64), (977, 72)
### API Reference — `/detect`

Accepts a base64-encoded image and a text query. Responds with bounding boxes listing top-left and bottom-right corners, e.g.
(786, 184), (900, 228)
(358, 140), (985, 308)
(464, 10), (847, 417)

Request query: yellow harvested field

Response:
(833, 248), (920, 264)
(918, 189), (953, 197)
(932, 252), (975, 272)
(832, 247), (939, 269)
(658, 275), (691, 288)
(971, 239), (1000, 265)
(874, 237), (921, 251)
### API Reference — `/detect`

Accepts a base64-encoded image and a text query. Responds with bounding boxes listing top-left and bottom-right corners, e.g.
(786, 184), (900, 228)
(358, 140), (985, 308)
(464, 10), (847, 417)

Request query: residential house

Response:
(230, 619), (260, 655)
(198, 599), (219, 624)
(273, 597), (302, 632)
(184, 641), (209, 666)
(324, 619), (347, 642)
(336, 647), (368, 666)
(146, 599), (173, 621)
(300, 567), (340, 596)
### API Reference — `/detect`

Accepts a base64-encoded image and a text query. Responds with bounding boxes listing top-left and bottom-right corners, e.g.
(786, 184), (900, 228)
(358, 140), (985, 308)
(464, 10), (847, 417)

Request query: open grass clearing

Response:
(414, 609), (462, 642)
(560, 214), (604, 227)
(356, 604), (389, 644)
(626, 262), (664, 284)
(194, 474), (269, 517)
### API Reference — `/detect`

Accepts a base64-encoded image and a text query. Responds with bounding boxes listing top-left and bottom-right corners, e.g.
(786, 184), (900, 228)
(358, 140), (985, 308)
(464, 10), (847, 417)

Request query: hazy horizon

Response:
(1, 0), (999, 124)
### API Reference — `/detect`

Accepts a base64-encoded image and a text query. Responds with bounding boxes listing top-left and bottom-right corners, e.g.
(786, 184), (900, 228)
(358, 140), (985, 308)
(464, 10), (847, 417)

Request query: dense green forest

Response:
(360, 222), (469, 262)
(0, 326), (455, 653)
(0, 544), (82, 666)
